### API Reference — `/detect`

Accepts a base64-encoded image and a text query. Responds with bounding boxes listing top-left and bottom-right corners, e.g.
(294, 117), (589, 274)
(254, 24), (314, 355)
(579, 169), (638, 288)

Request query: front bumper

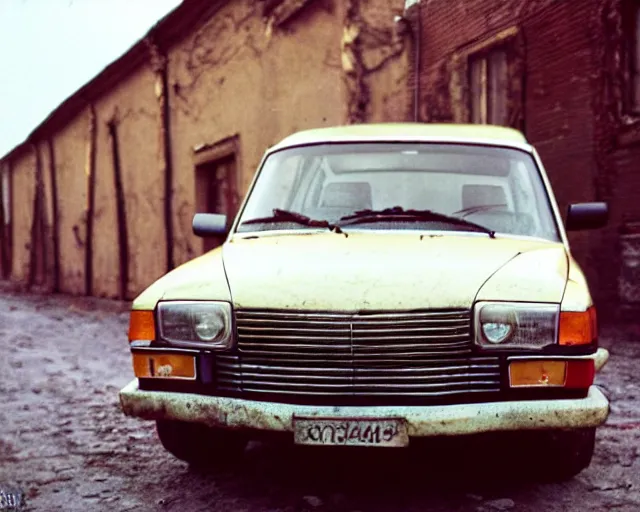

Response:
(119, 379), (610, 437)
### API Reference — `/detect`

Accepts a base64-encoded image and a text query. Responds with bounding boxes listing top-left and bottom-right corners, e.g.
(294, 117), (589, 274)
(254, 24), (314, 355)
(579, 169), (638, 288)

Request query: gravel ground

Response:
(1, 287), (639, 512)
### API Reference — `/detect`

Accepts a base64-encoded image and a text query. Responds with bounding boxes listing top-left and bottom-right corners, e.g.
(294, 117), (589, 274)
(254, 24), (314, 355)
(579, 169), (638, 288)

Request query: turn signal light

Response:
(509, 359), (595, 389)
(559, 306), (597, 346)
(509, 360), (566, 387)
(128, 310), (156, 342)
(132, 352), (196, 379)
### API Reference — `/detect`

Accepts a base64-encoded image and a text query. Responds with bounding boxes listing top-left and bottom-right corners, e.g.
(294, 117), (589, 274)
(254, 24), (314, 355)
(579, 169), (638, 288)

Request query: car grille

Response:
(215, 309), (502, 403)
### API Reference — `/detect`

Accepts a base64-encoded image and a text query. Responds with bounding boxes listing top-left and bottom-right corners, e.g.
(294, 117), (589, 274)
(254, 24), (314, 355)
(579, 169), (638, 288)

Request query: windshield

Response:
(235, 143), (560, 241)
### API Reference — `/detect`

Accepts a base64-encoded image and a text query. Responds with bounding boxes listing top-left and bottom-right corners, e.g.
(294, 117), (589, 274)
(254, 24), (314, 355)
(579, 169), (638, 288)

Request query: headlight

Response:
(157, 301), (234, 350)
(474, 302), (559, 350)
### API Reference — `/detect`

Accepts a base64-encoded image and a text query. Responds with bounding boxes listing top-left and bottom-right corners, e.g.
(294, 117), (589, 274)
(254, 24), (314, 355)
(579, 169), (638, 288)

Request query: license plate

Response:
(293, 417), (409, 447)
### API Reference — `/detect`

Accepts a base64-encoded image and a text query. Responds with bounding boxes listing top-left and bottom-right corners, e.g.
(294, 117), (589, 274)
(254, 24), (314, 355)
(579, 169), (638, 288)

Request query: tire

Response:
(524, 427), (596, 482)
(156, 419), (248, 467)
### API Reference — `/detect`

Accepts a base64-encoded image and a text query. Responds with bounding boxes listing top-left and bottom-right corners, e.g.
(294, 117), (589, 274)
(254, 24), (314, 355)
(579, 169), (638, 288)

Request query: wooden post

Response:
(28, 144), (46, 287)
(48, 139), (60, 292)
(146, 37), (175, 273)
(159, 62), (175, 272)
(108, 119), (129, 300)
(85, 107), (97, 296)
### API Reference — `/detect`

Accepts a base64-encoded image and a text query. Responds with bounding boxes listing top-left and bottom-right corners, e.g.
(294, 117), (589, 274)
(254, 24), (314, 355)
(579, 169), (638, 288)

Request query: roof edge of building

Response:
(1, 0), (228, 165)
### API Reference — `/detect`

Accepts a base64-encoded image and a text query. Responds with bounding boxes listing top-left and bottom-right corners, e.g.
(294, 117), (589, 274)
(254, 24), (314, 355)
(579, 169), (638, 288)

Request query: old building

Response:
(0, 0), (411, 299)
(3, 0), (639, 318)
(406, 0), (640, 318)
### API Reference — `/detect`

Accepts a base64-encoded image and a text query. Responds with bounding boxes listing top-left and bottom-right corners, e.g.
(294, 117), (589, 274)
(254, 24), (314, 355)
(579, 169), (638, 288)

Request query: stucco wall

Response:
(10, 151), (35, 282)
(351, 0), (412, 123)
(54, 110), (90, 295)
(0, 0), (411, 299)
(91, 105), (120, 299)
(37, 139), (55, 289)
(167, 0), (347, 266)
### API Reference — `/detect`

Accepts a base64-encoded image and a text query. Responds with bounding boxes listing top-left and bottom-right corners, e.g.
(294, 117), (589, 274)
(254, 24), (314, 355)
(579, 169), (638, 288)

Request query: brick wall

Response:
(522, 1), (601, 300)
(412, 0), (629, 314)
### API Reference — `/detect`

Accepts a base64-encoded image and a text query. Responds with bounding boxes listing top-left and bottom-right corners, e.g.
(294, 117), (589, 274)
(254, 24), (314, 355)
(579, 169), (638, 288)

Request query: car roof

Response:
(269, 123), (531, 153)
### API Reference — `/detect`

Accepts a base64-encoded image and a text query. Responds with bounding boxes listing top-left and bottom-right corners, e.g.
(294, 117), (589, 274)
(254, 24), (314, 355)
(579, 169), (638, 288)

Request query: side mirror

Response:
(565, 202), (608, 231)
(193, 213), (228, 237)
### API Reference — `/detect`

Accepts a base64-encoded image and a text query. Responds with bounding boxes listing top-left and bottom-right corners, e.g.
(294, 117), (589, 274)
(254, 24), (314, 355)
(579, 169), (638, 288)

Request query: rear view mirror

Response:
(193, 213), (228, 237)
(565, 202), (608, 231)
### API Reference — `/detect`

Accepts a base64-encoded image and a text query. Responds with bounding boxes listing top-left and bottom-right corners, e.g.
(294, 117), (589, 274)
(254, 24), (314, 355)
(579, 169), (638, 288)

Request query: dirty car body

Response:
(120, 123), (610, 477)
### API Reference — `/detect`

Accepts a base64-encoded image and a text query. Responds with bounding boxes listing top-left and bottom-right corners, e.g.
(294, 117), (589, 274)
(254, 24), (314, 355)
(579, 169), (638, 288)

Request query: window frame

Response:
(468, 44), (509, 125)
(447, 26), (524, 131)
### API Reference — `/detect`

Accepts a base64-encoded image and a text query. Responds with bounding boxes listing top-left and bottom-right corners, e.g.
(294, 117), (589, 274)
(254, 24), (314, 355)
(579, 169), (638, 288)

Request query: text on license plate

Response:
(293, 417), (409, 447)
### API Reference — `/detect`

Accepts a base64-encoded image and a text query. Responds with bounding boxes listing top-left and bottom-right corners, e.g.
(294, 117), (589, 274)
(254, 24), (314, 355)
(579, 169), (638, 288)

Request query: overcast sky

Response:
(0, 0), (182, 157)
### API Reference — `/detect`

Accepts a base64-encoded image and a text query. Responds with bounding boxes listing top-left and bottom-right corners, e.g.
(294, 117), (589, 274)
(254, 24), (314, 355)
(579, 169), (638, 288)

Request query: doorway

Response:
(194, 137), (240, 254)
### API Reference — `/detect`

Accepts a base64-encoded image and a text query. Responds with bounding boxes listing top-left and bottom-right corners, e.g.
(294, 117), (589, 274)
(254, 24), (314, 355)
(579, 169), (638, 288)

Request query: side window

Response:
(287, 157), (323, 211)
(509, 162), (535, 214)
(274, 155), (303, 210)
(239, 154), (301, 221)
(469, 46), (508, 125)
(509, 161), (550, 236)
(303, 168), (327, 209)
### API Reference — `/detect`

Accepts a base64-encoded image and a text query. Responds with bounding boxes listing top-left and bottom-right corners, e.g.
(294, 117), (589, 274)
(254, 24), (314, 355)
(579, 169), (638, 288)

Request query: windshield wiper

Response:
(452, 203), (508, 218)
(240, 208), (345, 234)
(339, 206), (496, 238)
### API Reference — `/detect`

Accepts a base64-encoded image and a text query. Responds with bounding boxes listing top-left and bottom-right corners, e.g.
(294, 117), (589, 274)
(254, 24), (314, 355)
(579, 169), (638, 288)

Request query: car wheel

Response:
(525, 427), (596, 482)
(156, 419), (248, 467)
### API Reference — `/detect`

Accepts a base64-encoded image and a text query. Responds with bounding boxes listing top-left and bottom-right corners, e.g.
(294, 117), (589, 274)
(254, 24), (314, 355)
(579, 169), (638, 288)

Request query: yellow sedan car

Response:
(119, 123), (610, 481)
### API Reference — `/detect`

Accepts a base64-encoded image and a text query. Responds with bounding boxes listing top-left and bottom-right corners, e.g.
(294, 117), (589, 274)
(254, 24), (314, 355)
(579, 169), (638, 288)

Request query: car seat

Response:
(320, 182), (373, 210)
(310, 181), (374, 221)
(461, 184), (534, 236)
(461, 184), (507, 211)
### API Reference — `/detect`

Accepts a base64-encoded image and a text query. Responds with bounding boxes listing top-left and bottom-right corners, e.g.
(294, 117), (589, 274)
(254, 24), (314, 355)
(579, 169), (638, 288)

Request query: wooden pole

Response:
(108, 119), (130, 300)
(85, 106), (97, 296)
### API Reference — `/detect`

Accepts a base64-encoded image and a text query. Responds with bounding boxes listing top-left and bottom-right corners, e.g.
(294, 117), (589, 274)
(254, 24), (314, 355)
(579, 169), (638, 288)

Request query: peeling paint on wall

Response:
(170, 5), (262, 121)
(146, 37), (175, 273)
(264, 0), (316, 39)
(343, 0), (410, 123)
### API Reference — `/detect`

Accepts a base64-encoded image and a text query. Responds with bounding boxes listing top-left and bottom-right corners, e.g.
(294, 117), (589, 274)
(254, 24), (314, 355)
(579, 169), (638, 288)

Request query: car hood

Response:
(222, 232), (569, 311)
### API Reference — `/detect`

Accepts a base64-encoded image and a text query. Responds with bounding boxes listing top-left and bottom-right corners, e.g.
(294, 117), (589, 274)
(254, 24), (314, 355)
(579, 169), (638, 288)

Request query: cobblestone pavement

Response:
(1, 288), (639, 512)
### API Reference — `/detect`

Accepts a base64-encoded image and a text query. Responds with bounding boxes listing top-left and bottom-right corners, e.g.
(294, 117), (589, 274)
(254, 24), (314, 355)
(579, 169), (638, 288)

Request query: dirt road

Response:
(1, 288), (639, 511)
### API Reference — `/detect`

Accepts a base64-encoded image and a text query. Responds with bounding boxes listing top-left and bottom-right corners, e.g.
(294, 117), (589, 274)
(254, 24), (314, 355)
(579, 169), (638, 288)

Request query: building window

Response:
(631, 2), (640, 113)
(469, 47), (508, 125)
